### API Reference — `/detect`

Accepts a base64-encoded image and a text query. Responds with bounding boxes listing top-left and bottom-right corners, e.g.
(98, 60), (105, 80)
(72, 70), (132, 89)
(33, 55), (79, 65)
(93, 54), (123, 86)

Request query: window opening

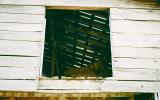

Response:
(42, 9), (112, 79)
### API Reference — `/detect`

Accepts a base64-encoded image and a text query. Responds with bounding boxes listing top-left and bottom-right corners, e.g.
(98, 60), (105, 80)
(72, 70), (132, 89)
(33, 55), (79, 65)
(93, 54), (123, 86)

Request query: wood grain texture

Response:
(0, 67), (39, 79)
(0, 2), (159, 93)
(47, 6), (109, 10)
(0, 0), (160, 8)
(101, 81), (160, 92)
(0, 40), (41, 56)
(0, 13), (44, 23)
(0, 56), (40, 68)
(0, 79), (159, 93)
(111, 20), (160, 34)
(111, 8), (160, 21)
(0, 23), (43, 32)
(39, 79), (160, 92)
(39, 80), (102, 90)
(0, 0), (44, 5)
(110, 8), (160, 82)
(46, 0), (160, 9)
(0, 5), (45, 14)
(112, 47), (160, 58)
(0, 5), (44, 81)
(1, 97), (49, 100)
(39, 18), (46, 76)
(0, 80), (37, 91)
(112, 33), (160, 47)
(113, 58), (160, 69)
(158, 93), (160, 100)
(114, 68), (160, 80)
(0, 31), (42, 41)
(0, 92), (136, 97)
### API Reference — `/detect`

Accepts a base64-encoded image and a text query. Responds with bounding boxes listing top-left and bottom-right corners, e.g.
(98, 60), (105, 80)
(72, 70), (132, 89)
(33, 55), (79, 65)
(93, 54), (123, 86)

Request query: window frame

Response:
(40, 6), (113, 80)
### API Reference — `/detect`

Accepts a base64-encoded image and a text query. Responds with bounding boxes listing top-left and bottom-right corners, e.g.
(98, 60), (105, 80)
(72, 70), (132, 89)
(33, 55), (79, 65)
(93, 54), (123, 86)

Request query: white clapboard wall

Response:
(0, 0), (160, 92)
(0, 5), (45, 91)
(110, 8), (160, 81)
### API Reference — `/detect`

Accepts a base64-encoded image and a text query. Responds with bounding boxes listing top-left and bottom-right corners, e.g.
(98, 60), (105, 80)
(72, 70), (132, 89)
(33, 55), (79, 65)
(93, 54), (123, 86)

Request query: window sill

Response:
(38, 76), (114, 80)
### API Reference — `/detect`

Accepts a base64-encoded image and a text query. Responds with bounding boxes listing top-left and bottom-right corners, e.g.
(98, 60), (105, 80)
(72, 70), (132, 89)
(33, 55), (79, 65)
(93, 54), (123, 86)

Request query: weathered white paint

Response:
(46, 0), (160, 9)
(0, 40), (41, 56)
(1, 79), (160, 93)
(111, 8), (160, 21)
(0, 0), (44, 5)
(154, 93), (159, 100)
(0, 13), (44, 23)
(0, 5), (45, 14)
(0, 0), (159, 93)
(110, 7), (160, 81)
(39, 80), (102, 90)
(0, 67), (39, 79)
(114, 68), (160, 80)
(101, 81), (160, 93)
(0, 0), (160, 9)
(113, 58), (160, 69)
(158, 93), (160, 100)
(112, 47), (160, 59)
(112, 33), (160, 47)
(0, 5), (45, 81)
(39, 79), (160, 93)
(0, 80), (37, 91)
(111, 20), (160, 34)
(0, 23), (43, 32)
(39, 19), (46, 76)
(0, 31), (42, 41)
(0, 56), (40, 68)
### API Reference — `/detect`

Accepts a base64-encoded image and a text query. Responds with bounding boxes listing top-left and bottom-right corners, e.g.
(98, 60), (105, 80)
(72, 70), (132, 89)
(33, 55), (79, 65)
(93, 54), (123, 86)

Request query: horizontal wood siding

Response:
(113, 47), (160, 58)
(0, 0), (160, 9)
(0, 56), (40, 68)
(111, 8), (160, 21)
(114, 68), (160, 80)
(39, 80), (160, 93)
(0, 23), (43, 32)
(111, 8), (160, 81)
(0, 13), (44, 23)
(0, 5), (45, 14)
(111, 20), (160, 34)
(0, 80), (37, 91)
(0, 40), (41, 56)
(101, 80), (160, 93)
(113, 58), (160, 69)
(112, 34), (160, 47)
(0, 67), (39, 79)
(0, 5), (45, 82)
(0, 0), (160, 92)
(0, 31), (42, 41)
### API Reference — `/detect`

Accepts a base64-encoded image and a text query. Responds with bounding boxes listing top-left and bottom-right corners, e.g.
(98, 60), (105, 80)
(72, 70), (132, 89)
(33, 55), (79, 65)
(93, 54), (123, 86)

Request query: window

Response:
(42, 9), (112, 79)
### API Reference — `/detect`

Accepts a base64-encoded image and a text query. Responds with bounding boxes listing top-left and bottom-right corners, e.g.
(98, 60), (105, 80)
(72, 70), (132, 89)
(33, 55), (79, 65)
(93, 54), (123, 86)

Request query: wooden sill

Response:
(38, 76), (114, 80)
